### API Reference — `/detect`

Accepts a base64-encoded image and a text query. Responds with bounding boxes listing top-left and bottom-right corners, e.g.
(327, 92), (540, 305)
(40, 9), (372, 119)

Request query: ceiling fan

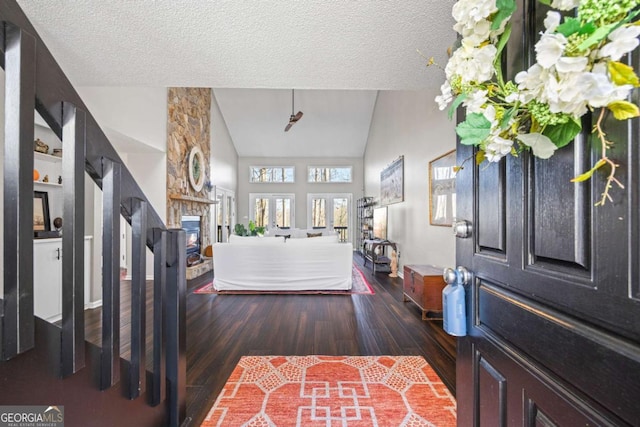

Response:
(284, 89), (303, 132)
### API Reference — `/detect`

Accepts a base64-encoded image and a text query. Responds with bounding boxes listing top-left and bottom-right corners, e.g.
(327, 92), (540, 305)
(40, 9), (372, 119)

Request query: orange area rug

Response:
(201, 355), (456, 426)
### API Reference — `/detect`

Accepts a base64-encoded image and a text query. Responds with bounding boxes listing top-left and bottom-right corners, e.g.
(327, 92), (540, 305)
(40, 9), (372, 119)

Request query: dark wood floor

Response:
(84, 254), (456, 427)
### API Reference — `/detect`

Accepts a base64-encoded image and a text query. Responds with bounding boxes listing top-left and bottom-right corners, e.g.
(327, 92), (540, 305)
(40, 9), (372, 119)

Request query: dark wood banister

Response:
(0, 1), (186, 426)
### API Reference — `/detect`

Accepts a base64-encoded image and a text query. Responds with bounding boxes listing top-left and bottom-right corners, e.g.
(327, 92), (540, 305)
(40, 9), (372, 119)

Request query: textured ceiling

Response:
(17, 0), (456, 157)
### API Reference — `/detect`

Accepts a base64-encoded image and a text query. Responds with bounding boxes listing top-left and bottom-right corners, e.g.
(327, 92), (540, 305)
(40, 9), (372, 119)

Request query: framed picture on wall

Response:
(34, 190), (51, 232)
(429, 149), (456, 226)
(380, 156), (404, 205)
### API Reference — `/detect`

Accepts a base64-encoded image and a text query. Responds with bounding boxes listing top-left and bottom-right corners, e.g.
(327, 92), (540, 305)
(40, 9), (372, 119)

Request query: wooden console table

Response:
(363, 239), (397, 273)
(403, 264), (447, 320)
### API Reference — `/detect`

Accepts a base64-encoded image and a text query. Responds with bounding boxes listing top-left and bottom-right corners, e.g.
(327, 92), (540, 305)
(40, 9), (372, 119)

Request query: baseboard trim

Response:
(123, 274), (154, 281)
(85, 300), (102, 310)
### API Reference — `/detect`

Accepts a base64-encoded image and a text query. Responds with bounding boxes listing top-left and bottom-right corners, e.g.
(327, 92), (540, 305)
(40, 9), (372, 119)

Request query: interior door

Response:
(214, 188), (235, 242)
(249, 193), (295, 229)
(455, 2), (640, 425)
(307, 193), (351, 242)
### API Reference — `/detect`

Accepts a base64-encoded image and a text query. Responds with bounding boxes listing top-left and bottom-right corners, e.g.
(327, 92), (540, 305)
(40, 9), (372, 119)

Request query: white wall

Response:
(210, 92), (238, 192)
(79, 87), (168, 280)
(364, 90), (456, 272)
(76, 87), (167, 151)
(237, 157), (364, 233)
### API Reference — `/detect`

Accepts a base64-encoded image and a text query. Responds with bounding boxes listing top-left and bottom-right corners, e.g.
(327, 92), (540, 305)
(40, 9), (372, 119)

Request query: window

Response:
(250, 166), (295, 183)
(308, 166), (352, 183)
(250, 194), (295, 229)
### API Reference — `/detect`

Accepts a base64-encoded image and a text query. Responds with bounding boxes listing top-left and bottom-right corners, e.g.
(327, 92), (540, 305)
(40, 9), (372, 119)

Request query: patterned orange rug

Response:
(201, 355), (456, 426)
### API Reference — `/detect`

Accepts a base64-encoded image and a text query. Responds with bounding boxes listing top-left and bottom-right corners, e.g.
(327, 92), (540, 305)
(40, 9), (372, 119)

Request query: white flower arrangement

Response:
(433, 0), (640, 205)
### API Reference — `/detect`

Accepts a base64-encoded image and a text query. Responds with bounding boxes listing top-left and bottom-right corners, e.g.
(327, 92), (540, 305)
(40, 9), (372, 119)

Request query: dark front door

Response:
(455, 2), (640, 426)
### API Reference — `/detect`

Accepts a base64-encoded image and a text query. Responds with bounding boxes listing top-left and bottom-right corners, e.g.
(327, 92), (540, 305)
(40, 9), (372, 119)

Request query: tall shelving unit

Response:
(356, 196), (375, 257)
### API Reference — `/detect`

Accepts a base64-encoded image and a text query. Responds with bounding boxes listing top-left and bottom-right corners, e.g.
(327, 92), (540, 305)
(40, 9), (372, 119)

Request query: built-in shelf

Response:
(169, 194), (218, 204)
(34, 180), (62, 188)
(34, 151), (62, 163)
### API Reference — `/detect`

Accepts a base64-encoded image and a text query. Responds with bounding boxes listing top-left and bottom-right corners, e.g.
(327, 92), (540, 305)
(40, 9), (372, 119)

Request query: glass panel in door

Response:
(254, 198), (269, 228)
(311, 198), (327, 228)
(275, 198), (291, 228)
(216, 194), (224, 242)
(333, 197), (349, 242)
(225, 195), (232, 240)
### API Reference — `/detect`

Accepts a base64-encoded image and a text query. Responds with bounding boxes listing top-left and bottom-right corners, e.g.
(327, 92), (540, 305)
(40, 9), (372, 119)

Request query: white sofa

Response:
(213, 235), (353, 291)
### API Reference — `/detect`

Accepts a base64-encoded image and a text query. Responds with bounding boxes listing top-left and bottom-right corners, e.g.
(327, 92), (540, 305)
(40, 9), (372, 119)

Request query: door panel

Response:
(477, 161), (507, 255)
(529, 136), (591, 271)
(457, 1), (640, 425)
(478, 357), (506, 426)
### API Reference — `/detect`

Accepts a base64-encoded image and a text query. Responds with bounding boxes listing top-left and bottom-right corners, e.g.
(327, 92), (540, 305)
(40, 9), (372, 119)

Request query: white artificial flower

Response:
(535, 33), (567, 68)
(555, 57), (588, 73)
(543, 11), (561, 33)
(435, 81), (453, 111)
(463, 89), (488, 113)
(517, 133), (558, 159)
(550, 0), (580, 11)
(546, 71), (587, 116)
(482, 105), (498, 128)
(446, 43), (497, 84)
(505, 92), (520, 103)
(452, 0), (497, 34)
(515, 64), (548, 103)
(460, 19), (492, 47)
(485, 136), (513, 162)
(598, 26), (640, 61)
(578, 67), (633, 108)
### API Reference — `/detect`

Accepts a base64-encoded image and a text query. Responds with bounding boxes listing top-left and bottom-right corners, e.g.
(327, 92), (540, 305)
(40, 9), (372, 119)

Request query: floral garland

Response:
(433, 0), (640, 205)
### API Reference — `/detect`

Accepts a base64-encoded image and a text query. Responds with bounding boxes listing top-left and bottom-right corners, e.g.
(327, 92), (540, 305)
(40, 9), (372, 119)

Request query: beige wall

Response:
(364, 90), (457, 273)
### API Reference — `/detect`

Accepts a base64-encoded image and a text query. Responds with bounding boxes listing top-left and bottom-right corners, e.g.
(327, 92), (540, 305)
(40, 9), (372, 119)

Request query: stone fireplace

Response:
(166, 87), (214, 280)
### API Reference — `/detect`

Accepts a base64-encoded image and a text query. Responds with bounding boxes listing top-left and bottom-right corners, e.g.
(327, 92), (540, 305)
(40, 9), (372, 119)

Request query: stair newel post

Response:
(1, 23), (36, 360)
(150, 228), (167, 406)
(165, 228), (186, 426)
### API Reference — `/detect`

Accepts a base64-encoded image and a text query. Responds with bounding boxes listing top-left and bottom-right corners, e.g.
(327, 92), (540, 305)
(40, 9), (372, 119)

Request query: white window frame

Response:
(307, 166), (353, 183)
(249, 166), (295, 183)
(306, 193), (353, 243)
(249, 193), (296, 229)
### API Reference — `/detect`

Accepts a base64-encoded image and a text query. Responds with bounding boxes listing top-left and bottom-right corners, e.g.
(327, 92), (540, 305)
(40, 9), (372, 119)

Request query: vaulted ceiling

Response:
(17, 0), (456, 157)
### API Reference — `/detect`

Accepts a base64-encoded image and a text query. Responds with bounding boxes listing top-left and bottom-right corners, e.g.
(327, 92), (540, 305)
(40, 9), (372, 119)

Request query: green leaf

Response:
(609, 61), (640, 87)
(494, 23), (512, 66)
(556, 18), (582, 37)
(499, 105), (516, 130)
(578, 22), (597, 35)
(448, 94), (467, 120)
(571, 159), (607, 182)
(608, 100), (640, 120)
(492, 23), (512, 88)
(491, 0), (517, 31)
(476, 150), (486, 164)
(456, 113), (492, 146)
(542, 117), (582, 148)
(537, 0), (551, 4)
(577, 23), (616, 51)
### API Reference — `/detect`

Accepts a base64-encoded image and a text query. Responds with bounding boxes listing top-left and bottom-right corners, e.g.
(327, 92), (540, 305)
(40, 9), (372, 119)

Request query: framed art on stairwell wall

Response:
(429, 149), (456, 226)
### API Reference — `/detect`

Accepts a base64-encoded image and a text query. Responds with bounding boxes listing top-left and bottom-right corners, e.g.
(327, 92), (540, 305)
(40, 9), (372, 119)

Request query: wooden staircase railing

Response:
(0, 2), (186, 426)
